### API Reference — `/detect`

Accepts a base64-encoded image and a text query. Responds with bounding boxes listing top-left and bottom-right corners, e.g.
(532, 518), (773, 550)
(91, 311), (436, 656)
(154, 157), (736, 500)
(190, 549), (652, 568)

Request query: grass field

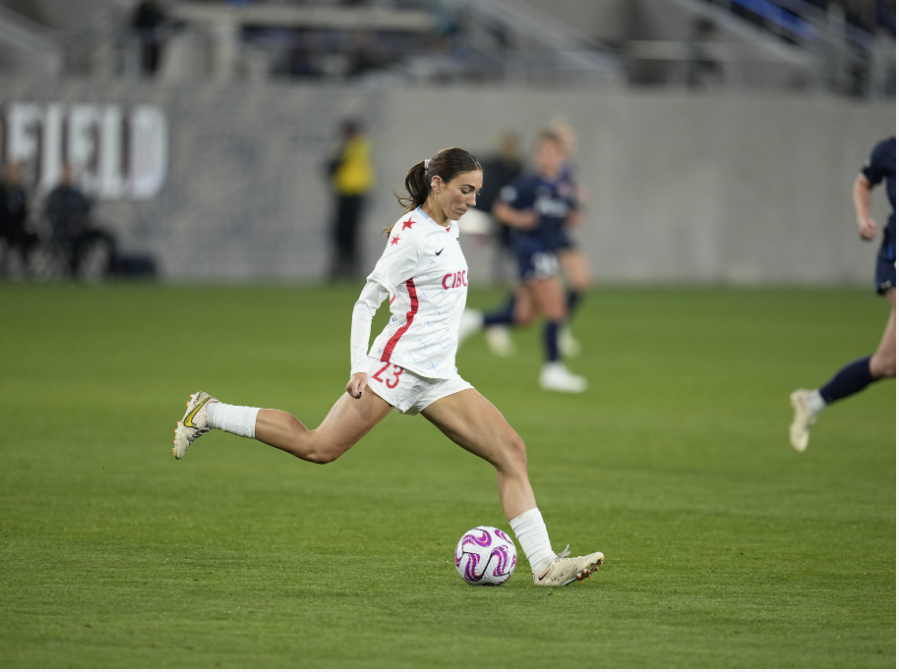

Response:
(0, 283), (894, 668)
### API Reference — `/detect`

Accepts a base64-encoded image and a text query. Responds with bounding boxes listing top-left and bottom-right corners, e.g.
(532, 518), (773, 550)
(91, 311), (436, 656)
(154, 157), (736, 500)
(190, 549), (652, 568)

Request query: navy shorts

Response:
(875, 236), (895, 294)
(514, 238), (560, 282)
(543, 228), (575, 253)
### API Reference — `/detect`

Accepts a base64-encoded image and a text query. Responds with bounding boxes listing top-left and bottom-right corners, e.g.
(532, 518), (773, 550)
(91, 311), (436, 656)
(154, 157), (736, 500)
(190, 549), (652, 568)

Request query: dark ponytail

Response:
(385, 147), (481, 234)
(397, 160), (431, 214)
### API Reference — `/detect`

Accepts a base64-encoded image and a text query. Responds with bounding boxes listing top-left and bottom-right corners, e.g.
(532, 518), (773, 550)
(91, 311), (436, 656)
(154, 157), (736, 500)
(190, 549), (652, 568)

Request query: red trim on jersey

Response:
(381, 278), (419, 363)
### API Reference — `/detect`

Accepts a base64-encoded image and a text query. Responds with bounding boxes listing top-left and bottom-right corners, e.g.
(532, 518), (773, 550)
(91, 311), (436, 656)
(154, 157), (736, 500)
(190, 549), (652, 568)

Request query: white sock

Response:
(806, 389), (826, 417)
(206, 402), (260, 439)
(510, 508), (556, 575)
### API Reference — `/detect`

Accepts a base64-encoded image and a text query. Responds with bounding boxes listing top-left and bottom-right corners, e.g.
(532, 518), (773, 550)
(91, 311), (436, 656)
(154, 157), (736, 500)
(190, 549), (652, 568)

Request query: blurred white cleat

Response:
(539, 362), (587, 393)
(458, 309), (483, 344)
(485, 326), (515, 357)
(559, 325), (582, 358)
(789, 388), (817, 452)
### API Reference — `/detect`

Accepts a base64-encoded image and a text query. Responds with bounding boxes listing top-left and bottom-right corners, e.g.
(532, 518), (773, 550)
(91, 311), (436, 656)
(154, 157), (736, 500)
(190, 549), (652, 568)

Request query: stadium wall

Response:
(0, 78), (892, 284)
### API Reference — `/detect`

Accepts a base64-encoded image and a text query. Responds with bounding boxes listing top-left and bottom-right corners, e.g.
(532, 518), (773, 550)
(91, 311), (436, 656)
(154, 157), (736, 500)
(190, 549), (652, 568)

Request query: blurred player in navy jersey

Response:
(460, 131), (587, 393)
(463, 122), (590, 359)
(790, 136), (896, 452)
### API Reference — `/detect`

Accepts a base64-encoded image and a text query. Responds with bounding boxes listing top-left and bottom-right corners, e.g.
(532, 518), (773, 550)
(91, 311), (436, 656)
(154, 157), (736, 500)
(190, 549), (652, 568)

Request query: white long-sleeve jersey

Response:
(350, 207), (469, 380)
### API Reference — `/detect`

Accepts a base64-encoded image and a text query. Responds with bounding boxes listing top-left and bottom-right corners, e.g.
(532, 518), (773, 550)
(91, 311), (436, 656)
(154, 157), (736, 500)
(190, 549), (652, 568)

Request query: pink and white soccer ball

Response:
(454, 526), (517, 586)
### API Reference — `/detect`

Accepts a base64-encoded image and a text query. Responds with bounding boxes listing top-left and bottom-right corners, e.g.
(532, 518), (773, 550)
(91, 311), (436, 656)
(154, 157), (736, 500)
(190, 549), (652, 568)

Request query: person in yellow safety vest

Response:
(327, 119), (375, 279)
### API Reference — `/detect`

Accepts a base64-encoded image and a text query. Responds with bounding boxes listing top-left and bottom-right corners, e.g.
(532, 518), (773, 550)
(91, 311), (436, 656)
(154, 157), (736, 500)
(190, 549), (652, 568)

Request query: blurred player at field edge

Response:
(790, 136), (896, 452)
(171, 147), (604, 587)
(460, 131), (588, 393)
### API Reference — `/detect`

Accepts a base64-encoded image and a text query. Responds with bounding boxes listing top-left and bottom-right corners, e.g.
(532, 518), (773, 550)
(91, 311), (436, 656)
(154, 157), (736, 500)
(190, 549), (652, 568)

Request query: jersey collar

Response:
(416, 206), (454, 231)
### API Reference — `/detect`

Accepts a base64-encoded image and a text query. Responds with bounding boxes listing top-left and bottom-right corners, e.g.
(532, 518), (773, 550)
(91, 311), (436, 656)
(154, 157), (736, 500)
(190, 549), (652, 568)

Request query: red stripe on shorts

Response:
(381, 278), (418, 363)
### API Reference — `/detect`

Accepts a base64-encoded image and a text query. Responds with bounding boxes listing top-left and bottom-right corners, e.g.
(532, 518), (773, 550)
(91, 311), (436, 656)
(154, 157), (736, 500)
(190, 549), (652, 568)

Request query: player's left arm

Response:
(566, 187), (583, 227)
(853, 173), (878, 241)
(567, 206), (583, 227)
(856, 140), (890, 241)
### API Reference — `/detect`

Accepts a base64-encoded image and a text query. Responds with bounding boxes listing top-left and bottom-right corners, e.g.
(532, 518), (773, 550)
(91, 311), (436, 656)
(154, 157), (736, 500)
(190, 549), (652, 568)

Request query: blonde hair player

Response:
(171, 147), (604, 587)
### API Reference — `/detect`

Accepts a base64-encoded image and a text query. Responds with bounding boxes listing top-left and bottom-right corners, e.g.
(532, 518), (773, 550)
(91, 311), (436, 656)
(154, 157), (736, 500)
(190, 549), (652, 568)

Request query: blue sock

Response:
(566, 289), (581, 317)
(484, 294), (516, 327)
(819, 356), (875, 404)
(544, 321), (560, 362)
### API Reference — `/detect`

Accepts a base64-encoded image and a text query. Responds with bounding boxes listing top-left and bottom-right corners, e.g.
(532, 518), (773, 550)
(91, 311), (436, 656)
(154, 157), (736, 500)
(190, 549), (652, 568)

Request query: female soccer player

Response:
(172, 147), (603, 586)
(460, 132), (588, 393)
(789, 136), (896, 451)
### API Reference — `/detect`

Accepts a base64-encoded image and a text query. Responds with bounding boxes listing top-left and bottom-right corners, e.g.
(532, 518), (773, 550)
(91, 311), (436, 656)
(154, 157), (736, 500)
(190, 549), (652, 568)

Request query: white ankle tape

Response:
(510, 508), (555, 574)
(206, 402), (260, 439)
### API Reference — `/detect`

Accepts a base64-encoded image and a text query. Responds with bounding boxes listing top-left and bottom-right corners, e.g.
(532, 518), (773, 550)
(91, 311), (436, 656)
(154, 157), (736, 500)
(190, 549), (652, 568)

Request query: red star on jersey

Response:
(390, 236), (401, 246)
(402, 218), (414, 230)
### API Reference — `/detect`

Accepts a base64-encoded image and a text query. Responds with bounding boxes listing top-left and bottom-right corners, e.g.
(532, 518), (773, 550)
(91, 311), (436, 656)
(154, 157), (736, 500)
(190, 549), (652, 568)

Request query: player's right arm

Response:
(347, 280), (389, 398)
(493, 181), (537, 230)
(494, 201), (537, 229)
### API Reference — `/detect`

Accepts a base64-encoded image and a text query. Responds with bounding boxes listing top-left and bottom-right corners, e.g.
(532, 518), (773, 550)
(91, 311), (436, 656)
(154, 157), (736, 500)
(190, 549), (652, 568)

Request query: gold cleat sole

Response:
(576, 556), (603, 582)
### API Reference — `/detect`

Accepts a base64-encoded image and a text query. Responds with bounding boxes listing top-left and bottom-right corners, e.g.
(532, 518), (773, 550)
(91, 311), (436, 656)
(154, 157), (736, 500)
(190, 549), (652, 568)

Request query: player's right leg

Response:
(868, 288), (896, 379)
(173, 386), (393, 463)
(422, 388), (602, 586)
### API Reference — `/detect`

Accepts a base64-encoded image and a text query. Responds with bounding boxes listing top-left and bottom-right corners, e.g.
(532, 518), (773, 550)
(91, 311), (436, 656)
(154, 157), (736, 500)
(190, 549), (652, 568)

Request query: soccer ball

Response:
(454, 526), (517, 586)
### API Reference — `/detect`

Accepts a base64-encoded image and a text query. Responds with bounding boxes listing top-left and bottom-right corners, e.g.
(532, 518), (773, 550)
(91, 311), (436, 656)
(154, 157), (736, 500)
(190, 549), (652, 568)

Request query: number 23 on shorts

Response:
(372, 362), (405, 389)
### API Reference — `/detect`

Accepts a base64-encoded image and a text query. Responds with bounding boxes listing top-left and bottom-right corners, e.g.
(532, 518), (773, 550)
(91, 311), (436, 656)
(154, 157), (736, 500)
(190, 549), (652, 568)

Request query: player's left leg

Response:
(557, 248), (591, 357)
(557, 247), (590, 309)
(422, 388), (602, 585)
(173, 386), (393, 463)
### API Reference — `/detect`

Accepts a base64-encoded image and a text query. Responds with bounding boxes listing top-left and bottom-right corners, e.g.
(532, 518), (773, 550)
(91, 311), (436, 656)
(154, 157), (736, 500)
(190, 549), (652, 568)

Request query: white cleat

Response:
(173, 391), (217, 460)
(539, 362), (587, 393)
(485, 325), (515, 357)
(559, 325), (582, 358)
(458, 309), (484, 344)
(789, 388), (816, 453)
(533, 546), (604, 587)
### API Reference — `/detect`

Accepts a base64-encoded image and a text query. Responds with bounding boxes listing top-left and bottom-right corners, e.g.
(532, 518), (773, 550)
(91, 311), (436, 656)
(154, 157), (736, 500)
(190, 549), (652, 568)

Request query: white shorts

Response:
(365, 357), (473, 415)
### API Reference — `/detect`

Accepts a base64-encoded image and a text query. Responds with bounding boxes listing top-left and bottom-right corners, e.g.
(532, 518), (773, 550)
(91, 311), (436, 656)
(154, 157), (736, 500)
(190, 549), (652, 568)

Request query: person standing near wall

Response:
(475, 131), (525, 262)
(0, 162), (37, 276)
(45, 164), (118, 279)
(132, 0), (168, 76)
(327, 120), (375, 280)
(790, 135), (896, 451)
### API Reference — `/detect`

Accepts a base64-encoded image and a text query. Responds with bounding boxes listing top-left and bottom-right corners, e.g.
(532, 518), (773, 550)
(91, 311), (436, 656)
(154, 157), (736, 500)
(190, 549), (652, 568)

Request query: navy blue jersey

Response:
(498, 172), (578, 250)
(860, 136), (895, 241)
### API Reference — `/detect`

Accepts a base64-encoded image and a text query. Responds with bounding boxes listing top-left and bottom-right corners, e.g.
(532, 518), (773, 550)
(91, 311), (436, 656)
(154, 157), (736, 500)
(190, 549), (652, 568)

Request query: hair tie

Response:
(424, 159), (430, 170)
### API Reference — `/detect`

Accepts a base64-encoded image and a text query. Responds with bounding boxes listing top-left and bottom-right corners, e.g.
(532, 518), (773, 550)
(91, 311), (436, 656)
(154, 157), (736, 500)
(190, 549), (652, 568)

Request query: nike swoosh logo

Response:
(535, 565), (553, 581)
(184, 397), (211, 428)
(435, 248), (444, 255)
